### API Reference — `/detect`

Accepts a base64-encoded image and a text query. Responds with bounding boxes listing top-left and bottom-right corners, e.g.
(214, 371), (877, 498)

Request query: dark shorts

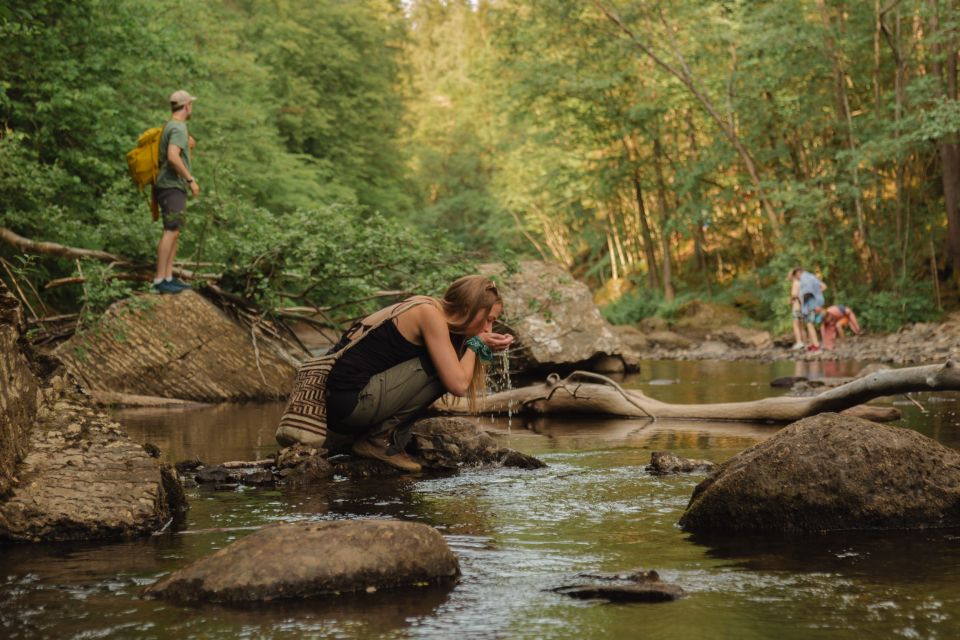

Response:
(156, 188), (187, 231)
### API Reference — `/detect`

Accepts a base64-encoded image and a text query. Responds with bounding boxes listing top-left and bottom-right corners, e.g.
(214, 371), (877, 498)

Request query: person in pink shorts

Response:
(817, 305), (861, 349)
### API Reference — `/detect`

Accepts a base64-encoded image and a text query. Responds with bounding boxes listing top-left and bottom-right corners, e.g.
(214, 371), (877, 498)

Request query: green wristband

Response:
(465, 335), (494, 363)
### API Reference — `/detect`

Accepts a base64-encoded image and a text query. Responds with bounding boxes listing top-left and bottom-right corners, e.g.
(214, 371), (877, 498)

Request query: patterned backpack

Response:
(275, 298), (432, 448)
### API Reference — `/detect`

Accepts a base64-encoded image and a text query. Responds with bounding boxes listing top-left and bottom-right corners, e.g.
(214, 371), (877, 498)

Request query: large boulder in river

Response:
(679, 413), (960, 533)
(0, 282), (185, 542)
(482, 261), (628, 372)
(143, 520), (460, 603)
(55, 290), (299, 403)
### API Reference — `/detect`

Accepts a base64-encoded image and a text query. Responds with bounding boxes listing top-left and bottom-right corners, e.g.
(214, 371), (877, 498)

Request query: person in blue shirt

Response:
(789, 268), (826, 352)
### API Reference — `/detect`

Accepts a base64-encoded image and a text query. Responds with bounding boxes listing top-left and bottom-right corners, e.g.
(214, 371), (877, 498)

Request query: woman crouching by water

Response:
(325, 276), (514, 472)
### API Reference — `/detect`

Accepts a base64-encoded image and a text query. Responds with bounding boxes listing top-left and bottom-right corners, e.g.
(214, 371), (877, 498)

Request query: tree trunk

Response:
(816, 0), (872, 273)
(593, 0), (782, 239)
(622, 136), (661, 289)
(880, 3), (909, 278)
(929, 0), (960, 280)
(652, 131), (675, 301)
(439, 363), (960, 422)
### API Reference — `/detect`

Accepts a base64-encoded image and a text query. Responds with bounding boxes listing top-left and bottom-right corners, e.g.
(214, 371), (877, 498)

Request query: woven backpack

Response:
(276, 298), (432, 448)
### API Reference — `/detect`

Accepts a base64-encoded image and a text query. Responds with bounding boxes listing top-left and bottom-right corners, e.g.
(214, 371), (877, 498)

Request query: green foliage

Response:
(212, 202), (473, 319)
(601, 286), (702, 325)
(843, 285), (942, 334)
(1, 0), (443, 320)
(1, 0), (956, 336)
(600, 288), (665, 325)
(75, 261), (143, 330)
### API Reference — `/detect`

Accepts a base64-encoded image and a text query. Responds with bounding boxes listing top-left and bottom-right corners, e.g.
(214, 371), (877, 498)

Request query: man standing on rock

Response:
(153, 90), (199, 295)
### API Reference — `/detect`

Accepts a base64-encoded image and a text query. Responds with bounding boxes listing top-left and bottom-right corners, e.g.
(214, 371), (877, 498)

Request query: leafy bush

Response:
(843, 285), (941, 334)
(600, 287), (665, 325)
(210, 203), (475, 320)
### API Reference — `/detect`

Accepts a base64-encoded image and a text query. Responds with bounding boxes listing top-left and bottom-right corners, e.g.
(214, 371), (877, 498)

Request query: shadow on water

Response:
(686, 528), (960, 583)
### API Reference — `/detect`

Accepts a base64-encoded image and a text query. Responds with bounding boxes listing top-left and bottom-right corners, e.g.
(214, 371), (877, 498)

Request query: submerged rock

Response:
(55, 290), (299, 402)
(646, 451), (715, 475)
(143, 520), (460, 604)
(680, 413), (960, 533)
(553, 569), (683, 603)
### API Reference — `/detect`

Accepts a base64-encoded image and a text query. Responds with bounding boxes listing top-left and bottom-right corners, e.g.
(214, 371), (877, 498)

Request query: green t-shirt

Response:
(156, 120), (191, 192)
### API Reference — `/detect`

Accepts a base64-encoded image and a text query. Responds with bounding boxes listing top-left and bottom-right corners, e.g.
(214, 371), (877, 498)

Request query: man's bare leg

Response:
(164, 231), (180, 280)
(792, 317), (805, 345)
(155, 229), (180, 281)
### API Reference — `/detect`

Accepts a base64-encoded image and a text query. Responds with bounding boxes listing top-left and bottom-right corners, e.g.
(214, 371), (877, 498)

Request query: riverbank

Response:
(630, 311), (960, 365)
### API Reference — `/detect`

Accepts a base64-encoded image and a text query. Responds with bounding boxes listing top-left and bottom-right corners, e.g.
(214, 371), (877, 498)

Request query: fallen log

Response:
(437, 362), (960, 423)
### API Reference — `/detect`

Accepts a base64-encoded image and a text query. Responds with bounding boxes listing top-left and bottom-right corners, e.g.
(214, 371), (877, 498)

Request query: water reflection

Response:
(485, 416), (778, 457)
(116, 401), (287, 464)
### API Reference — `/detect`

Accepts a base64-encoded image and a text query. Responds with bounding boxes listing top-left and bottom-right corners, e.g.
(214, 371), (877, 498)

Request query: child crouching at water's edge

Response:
(815, 304), (861, 350)
(324, 275), (513, 473)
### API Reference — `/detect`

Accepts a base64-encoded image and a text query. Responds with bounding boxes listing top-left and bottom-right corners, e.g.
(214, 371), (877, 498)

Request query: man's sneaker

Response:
(152, 280), (184, 295)
(806, 344), (821, 353)
(790, 342), (805, 350)
(352, 437), (422, 473)
(169, 277), (192, 290)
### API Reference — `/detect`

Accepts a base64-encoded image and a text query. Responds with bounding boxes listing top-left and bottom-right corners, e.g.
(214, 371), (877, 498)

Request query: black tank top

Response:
(325, 319), (465, 422)
(327, 320), (430, 392)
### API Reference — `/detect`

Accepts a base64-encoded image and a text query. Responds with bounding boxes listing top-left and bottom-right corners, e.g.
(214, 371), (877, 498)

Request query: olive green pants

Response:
(333, 357), (444, 450)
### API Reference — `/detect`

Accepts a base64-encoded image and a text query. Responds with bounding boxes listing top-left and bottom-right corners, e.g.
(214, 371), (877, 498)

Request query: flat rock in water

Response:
(0, 385), (186, 542)
(0, 282), (186, 543)
(553, 569), (683, 603)
(680, 413), (960, 533)
(646, 451), (715, 475)
(143, 520), (460, 604)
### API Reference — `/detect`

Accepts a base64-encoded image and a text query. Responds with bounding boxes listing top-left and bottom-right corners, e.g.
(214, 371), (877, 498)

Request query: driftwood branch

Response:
(0, 226), (128, 264)
(438, 362), (960, 423)
(0, 226), (201, 279)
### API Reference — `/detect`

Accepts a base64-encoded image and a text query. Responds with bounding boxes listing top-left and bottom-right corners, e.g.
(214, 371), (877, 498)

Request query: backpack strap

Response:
(331, 297), (436, 360)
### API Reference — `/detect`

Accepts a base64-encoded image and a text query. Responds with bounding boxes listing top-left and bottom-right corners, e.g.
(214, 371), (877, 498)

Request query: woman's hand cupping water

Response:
(479, 332), (514, 352)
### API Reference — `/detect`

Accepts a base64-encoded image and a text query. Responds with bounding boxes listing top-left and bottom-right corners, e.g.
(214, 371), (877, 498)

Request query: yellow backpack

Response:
(126, 126), (164, 191)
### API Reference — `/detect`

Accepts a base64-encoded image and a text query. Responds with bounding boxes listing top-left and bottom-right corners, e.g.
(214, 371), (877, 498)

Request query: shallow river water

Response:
(3, 359), (960, 639)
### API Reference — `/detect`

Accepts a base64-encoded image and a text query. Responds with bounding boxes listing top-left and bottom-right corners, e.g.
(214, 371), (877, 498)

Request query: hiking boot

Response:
(352, 437), (422, 473)
(152, 280), (183, 295)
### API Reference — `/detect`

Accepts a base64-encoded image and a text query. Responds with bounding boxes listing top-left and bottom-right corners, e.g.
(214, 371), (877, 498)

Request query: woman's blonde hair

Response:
(440, 275), (502, 411)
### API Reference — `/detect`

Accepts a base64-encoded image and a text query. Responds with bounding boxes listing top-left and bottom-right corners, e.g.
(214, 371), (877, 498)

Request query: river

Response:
(2, 359), (959, 639)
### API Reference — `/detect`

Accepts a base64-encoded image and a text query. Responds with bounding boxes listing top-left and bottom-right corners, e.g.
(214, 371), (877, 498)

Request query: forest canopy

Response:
(1, 0), (957, 334)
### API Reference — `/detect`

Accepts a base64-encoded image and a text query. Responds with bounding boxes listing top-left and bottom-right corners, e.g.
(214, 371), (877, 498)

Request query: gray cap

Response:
(169, 90), (197, 109)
